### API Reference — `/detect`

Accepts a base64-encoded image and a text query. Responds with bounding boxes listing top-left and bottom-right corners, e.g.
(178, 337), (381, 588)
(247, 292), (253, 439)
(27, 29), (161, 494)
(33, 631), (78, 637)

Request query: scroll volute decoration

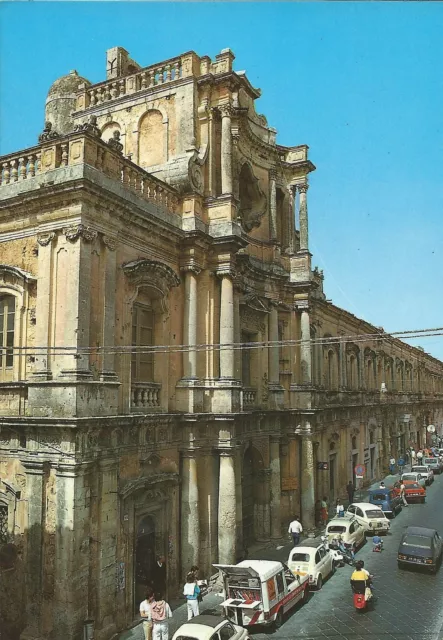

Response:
(238, 163), (267, 232)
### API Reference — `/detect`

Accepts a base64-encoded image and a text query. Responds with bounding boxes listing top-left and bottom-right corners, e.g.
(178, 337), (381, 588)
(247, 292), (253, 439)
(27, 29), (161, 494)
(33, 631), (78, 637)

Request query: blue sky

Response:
(1, 2), (442, 359)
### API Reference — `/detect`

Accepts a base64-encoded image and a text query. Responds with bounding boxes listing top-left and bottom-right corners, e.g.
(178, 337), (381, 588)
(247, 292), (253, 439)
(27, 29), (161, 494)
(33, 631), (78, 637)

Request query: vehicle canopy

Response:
(214, 560), (283, 583)
(424, 458), (439, 465)
(350, 502), (385, 516)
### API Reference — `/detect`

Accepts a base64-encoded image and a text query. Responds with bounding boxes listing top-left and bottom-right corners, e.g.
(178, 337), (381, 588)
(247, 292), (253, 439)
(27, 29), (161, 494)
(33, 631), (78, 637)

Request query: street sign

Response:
(354, 464), (366, 476)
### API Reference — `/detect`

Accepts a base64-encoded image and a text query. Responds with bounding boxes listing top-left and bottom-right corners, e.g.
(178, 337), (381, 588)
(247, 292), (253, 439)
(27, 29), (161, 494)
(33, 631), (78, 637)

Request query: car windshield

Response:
(424, 459), (436, 464)
(412, 467), (427, 472)
(371, 493), (386, 501)
(405, 483), (420, 489)
(365, 510), (384, 518)
(290, 552), (310, 562)
(327, 525), (346, 533)
(402, 535), (432, 549)
(402, 475), (415, 480)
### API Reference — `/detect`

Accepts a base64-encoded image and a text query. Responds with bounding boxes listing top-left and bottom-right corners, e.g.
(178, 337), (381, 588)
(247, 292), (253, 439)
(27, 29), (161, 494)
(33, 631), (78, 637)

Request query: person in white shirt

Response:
(288, 516), (303, 546)
(140, 588), (154, 640)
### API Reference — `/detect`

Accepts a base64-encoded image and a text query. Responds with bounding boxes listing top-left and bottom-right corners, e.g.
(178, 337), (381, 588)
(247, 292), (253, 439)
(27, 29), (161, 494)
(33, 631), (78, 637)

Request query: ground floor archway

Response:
(242, 445), (266, 548)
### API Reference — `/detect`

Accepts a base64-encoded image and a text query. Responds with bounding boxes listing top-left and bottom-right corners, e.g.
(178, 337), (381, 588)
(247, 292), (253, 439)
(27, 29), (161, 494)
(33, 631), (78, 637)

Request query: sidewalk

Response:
(117, 466), (408, 640)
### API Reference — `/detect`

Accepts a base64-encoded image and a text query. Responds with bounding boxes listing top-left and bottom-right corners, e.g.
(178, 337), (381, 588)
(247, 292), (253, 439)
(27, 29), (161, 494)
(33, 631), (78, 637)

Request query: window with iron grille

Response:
(0, 503), (8, 544)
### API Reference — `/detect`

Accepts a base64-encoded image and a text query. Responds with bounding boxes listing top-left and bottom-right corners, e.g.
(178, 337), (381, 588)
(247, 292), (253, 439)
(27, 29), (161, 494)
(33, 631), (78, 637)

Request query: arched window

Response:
(0, 294), (15, 380)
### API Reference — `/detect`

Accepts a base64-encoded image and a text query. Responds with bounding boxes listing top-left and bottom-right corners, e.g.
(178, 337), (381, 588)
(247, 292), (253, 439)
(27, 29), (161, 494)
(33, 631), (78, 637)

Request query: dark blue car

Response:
(368, 487), (402, 518)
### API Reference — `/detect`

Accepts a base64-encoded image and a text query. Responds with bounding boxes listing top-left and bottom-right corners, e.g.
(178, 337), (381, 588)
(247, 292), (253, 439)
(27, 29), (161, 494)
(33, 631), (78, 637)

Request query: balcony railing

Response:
(243, 387), (257, 409)
(131, 382), (161, 412)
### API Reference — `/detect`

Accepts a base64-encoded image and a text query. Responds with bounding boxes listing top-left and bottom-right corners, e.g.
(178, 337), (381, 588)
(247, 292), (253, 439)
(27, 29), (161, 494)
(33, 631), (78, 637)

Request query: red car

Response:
(402, 480), (426, 504)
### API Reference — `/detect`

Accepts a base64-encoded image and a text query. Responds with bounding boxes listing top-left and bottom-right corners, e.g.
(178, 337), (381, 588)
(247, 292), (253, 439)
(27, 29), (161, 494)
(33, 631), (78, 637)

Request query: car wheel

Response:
(274, 608), (284, 629)
(316, 575), (323, 590)
(301, 585), (309, 604)
(391, 510), (396, 519)
(398, 562), (405, 570)
(331, 561), (336, 575)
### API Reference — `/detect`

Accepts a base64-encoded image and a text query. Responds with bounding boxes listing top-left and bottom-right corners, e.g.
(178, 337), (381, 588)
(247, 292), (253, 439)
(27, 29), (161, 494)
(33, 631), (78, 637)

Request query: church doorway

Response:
(134, 515), (156, 613)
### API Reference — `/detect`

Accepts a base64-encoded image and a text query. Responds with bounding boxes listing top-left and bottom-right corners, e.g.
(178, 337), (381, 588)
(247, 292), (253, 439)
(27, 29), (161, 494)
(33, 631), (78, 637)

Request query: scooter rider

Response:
(372, 534), (383, 552)
(350, 561), (370, 593)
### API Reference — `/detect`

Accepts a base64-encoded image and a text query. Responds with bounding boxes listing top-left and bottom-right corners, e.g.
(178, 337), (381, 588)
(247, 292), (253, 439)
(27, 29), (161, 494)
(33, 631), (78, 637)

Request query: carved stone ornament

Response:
(122, 259), (180, 292)
(63, 224), (98, 243)
(238, 162), (267, 232)
(73, 115), (101, 138)
(297, 183), (309, 194)
(37, 232), (56, 247)
(107, 130), (123, 154)
(38, 121), (59, 143)
(189, 162), (203, 194)
(102, 235), (117, 251)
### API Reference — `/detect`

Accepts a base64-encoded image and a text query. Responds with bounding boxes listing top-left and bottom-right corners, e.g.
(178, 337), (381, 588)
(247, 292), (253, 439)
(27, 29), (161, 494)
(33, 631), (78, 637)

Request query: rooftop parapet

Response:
(75, 48), (237, 112)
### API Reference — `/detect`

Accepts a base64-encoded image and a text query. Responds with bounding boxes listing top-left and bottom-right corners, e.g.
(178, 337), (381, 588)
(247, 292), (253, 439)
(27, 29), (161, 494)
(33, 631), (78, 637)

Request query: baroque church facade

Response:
(0, 46), (443, 639)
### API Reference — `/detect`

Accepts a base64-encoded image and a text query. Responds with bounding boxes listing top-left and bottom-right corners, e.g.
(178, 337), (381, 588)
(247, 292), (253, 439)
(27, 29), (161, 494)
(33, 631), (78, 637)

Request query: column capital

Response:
(181, 448), (199, 458)
(22, 460), (45, 474)
(101, 234), (118, 251)
(218, 448), (235, 457)
(180, 264), (202, 275)
(216, 266), (236, 279)
(63, 223), (98, 243)
(270, 435), (281, 444)
(269, 168), (278, 181)
(298, 183), (309, 194)
(37, 231), (56, 247)
(294, 301), (310, 312)
(218, 103), (233, 118)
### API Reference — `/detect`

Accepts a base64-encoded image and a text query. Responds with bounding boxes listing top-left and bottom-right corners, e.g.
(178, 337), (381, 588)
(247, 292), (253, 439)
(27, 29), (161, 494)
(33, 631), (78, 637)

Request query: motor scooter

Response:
(372, 540), (383, 553)
(351, 575), (374, 612)
(321, 536), (344, 567)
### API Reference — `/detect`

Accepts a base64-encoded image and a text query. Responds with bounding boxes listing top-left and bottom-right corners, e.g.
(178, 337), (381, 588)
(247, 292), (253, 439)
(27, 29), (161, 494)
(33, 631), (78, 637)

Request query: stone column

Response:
(234, 289), (241, 380)
(219, 271), (235, 379)
(300, 430), (316, 530)
(220, 104), (233, 195)
(268, 304), (280, 386)
(300, 305), (312, 385)
(287, 185), (296, 254)
(298, 183), (309, 252)
(22, 460), (45, 637)
(218, 450), (237, 564)
(269, 170), (277, 241)
(181, 451), (200, 570)
(100, 235), (118, 379)
(182, 267), (200, 379)
(33, 232), (56, 379)
(270, 437), (282, 539)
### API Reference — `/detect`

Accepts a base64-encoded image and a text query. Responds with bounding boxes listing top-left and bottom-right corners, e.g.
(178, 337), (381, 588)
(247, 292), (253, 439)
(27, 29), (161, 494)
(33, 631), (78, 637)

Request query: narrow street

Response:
(249, 473), (443, 640)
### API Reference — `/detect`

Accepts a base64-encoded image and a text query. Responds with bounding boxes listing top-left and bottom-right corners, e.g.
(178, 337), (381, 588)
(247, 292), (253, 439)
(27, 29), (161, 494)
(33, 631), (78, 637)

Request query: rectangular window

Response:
(131, 304), (154, 382)
(0, 295), (15, 374)
(241, 331), (252, 386)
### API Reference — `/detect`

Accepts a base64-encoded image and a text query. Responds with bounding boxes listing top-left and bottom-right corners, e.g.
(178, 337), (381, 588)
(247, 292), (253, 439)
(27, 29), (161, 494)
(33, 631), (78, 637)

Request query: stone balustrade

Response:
(0, 132), (179, 214)
(78, 54), (190, 112)
(131, 382), (161, 412)
(243, 387), (257, 408)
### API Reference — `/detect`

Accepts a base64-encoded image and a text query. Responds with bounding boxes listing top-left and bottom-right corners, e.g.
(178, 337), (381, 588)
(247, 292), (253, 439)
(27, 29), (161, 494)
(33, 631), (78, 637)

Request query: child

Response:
(336, 500), (345, 518)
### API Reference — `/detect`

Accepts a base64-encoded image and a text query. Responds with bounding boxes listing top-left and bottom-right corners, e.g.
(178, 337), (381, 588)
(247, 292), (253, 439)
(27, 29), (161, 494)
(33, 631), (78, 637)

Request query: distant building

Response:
(0, 46), (442, 640)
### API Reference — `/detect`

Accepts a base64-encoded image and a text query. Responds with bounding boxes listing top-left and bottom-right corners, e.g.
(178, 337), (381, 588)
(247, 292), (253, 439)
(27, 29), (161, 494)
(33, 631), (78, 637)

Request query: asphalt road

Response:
(248, 474), (443, 640)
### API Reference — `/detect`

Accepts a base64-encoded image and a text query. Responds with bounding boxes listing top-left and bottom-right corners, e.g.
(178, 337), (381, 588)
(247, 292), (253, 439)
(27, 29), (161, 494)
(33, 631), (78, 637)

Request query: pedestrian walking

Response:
(346, 481), (355, 505)
(410, 448), (416, 464)
(140, 588), (155, 640)
(389, 457), (396, 475)
(320, 496), (329, 525)
(417, 450), (423, 463)
(183, 573), (200, 620)
(336, 500), (345, 518)
(288, 516), (303, 546)
(151, 592), (173, 640)
(400, 482), (408, 507)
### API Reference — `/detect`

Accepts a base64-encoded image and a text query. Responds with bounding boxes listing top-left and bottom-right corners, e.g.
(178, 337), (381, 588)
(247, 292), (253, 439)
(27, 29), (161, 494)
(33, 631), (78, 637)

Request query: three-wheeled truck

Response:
(213, 560), (309, 629)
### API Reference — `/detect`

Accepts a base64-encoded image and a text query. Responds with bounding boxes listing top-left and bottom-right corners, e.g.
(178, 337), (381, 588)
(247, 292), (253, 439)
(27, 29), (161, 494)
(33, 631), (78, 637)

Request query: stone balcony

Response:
(0, 382), (28, 416)
(242, 387), (258, 410)
(130, 382), (162, 413)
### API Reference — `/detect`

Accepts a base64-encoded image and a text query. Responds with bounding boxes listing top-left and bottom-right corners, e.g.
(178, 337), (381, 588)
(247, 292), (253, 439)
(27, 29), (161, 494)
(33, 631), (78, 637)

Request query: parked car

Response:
(401, 481), (426, 503)
(423, 457), (443, 475)
(346, 503), (390, 534)
(287, 538), (335, 590)
(367, 487), (402, 518)
(325, 516), (366, 549)
(401, 472), (426, 489)
(398, 526), (443, 573)
(411, 465), (434, 486)
(214, 560), (308, 629)
(172, 615), (250, 640)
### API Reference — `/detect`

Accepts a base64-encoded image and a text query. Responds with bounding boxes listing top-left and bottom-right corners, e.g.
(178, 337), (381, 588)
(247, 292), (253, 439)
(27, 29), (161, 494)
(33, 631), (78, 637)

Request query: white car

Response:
(401, 472), (426, 488)
(411, 465), (434, 486)
(346, 503), (390, 534)
(287, 538), (335, 590)
(172, 615), (250, 640)
(325, 516), (366, 549)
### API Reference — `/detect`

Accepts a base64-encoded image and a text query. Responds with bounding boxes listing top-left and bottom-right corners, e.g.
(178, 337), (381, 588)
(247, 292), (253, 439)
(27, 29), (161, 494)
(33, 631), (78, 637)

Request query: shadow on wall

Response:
(0, 541), (26, 640)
